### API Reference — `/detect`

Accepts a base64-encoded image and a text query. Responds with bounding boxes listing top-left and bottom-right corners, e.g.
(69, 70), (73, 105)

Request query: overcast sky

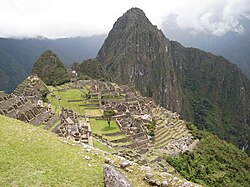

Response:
(0, 0), (249, 38)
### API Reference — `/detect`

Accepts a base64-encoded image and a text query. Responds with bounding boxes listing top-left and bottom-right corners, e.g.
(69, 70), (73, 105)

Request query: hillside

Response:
(163, 18), (250, 80)
(170, 41), (250, 154)
(0, 114), (104, 186)
(80, 7), (250, 155)
(0, 115), (157, 187)
(0, 35), (105, 93)
(32, 50), (70, 86)
(0, 81), (200, 187)
(1, 76), (250, 187)
(96, 8), (183, 114)
(168, 123), (250, 187)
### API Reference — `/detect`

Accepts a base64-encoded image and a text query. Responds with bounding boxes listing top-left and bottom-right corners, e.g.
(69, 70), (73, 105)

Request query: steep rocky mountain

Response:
(0, 35), (105, 93)
(32, 50), (70, 86)
(163, 18), (250, 79)
(170, 42), (250, 153)
(79, 8), (250, 155)
(97, 8), (184, 114)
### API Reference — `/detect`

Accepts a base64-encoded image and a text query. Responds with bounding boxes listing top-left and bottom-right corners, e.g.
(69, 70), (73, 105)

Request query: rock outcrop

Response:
(104, 164), (132, 187)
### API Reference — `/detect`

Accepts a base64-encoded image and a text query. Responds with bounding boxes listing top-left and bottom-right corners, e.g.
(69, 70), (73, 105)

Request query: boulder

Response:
(104, 164), (132, 187)
(120, 160), (130, 168)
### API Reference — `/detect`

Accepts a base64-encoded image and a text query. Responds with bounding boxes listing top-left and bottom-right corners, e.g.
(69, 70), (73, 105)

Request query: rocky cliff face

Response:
(169, 41), (250, 153)
(81, 8), (250, 155)
(97, 8), (183, 113)
(32, 50), (70, 86)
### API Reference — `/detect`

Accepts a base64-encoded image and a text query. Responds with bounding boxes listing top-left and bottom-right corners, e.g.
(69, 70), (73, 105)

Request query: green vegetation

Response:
(84, 109), (103, 117)
(43, 68), (70, 86)
(32, 50), (70, 86)
(103, 134), (127, 141)
(167, 123), (250, 187)
(171, 44), (250, 155)
(0, 115), (104, 186)
(92, 139), (115, 153)
(74, 59), (108, 80)
(90, 119), (120, 135)
(48, 89), (85, 113)
(47, 88), (102, 116)
(0, 115), (151, 187)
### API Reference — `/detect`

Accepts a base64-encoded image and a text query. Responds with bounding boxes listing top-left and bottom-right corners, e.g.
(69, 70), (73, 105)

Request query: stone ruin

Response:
(84, 79), (197, 155)
(14, 74), (48, 98)
(0, 91), (59, 129)
(1, 77), (197, 155)
(53, 108), (92, 145)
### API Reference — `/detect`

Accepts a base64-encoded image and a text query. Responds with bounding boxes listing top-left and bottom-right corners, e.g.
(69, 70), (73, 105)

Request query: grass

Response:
(0, 115), (151, 186)
(111, 141), (133, 146)
(103, 134), (127, 141)
(90, 119), (121, 135)
(48, 89), (85, 114)
(47, 120), (61, 132)
(81, 86), (90, 94)
(84, 109), (103, 116)
(0, 115), (104, 186)
(47, 88), (102, 116)
(92, 139), (116, 153)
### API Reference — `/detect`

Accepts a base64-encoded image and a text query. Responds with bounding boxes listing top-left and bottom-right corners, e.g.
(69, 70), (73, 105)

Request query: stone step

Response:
(44, 114), (60, 130)
(155, 128), (170, 138)
(153, 136), (173, 149)
(154, 131), (171, 143)
(173, 131), (189, 140)
(30, 110), (52, 126)
(154, 130), (189, 149)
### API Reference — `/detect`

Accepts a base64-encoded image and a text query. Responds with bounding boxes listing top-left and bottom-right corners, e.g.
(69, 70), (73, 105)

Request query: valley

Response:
(0, 6), (250, 187)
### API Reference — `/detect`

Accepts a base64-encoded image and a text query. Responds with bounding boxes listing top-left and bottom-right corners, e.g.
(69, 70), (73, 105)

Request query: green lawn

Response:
(0, 115), (104, 186)
(81, 86), (90, 94)
(92, 139), (116, 153)
(90, 119), (121, 135)
(47, 88), (103, 116)
(84, 109), (103, 116)
(48, 89), (85, 113)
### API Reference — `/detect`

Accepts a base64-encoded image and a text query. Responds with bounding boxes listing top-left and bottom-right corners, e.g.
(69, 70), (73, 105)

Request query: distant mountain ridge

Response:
(0, 35), (105, 93)
(77, 7), (250, 155)
(163, 17), (250, 80)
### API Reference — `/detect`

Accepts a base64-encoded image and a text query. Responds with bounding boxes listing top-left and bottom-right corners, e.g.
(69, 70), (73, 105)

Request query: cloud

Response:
(0, 0), (249, 38)
(163, 0), (250, 36)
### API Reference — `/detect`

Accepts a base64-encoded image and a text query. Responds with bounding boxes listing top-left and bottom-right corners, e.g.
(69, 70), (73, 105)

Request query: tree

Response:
(104, 110), (116, 128)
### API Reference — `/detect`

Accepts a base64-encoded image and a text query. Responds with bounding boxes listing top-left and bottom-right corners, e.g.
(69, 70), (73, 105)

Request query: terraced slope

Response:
(0, 115), (104, 186)
(150, 108), (193, 155)
(0, 115), (198, 187)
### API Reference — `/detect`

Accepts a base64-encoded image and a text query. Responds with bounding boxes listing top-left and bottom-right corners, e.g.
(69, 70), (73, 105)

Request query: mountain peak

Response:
(112, 7), (151, 31)
(97, 8), (183, 113)
(124, 7), (146, 17)
(95, 8), (250, 157)
(32, 50), (70, 86)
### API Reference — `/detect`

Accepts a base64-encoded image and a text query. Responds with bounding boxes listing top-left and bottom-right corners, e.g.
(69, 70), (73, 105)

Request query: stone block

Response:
(104, 164), (132, 187)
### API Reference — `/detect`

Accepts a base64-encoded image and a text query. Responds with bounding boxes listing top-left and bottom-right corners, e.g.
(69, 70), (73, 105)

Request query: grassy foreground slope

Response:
(0, 115), (104, 186)
(0, 115), (151, 187)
